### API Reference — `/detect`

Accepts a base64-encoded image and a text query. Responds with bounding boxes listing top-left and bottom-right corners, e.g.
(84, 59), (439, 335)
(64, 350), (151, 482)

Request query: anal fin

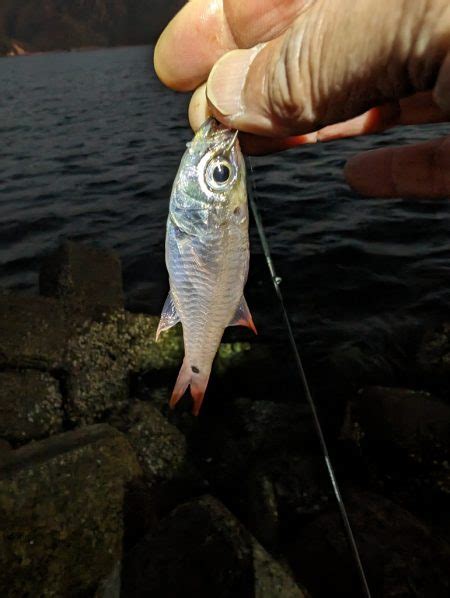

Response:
(156, 292), (180, 341)
(229, 295), (257, 334)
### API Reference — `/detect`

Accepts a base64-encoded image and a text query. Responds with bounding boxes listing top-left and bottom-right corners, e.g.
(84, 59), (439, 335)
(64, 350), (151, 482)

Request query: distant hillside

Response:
(0, 0), (184, 55)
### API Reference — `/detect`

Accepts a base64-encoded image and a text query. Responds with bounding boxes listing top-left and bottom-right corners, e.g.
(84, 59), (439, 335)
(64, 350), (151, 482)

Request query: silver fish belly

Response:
(156, 118), (256, 414)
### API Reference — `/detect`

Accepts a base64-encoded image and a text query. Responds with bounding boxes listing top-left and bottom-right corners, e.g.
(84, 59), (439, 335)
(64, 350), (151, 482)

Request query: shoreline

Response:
(1, 42), (153, 59)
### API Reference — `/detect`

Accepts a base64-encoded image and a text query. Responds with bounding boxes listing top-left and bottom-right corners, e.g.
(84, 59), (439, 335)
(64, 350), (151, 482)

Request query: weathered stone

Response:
(417, 322), (450, 395)
(211, 340), (298, 404)
(341, 386), (450, 501)
(0, 424), (143, 597)
(326, 342), (397, 392)
(39, 241), (124, 312)
(239, 452), (331, 553)
(94, 561), (121, 598)
(66, 312), (183, 423)
(0, 294), (72, 369)
(245, 471), (280, 548)
(124, 401), (192, 484)
(0, 439), (12, 468)
(112, 401), (204, 514)
(121, 495), (307, 597)
(287, 489), (450, 598)
(0, 370), (63, 444)
(194, 399), (329, 541)
(196, 399), (307, 490)
(351, 386), (450, 459)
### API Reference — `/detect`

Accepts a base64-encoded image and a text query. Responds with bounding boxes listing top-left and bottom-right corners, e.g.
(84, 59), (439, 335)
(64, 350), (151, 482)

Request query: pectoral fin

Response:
(229, 296), (257, 334)
(156, 292), (180, 341)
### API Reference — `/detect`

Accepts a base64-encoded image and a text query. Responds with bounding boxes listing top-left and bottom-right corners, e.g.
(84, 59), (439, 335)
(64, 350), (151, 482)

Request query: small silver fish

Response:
(156, 118), (256, 414)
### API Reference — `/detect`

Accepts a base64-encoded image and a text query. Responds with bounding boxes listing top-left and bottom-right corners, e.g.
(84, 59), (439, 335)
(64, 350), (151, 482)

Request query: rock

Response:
(0, 439), (12, 468)
(121, 494), (307, 597)
(349, 386), (450, 460)
(0, 424), (143, 596)
(417, 322), (450, 395)
(0, 289), (184, 425)
(341, 386), (450, 504)
(94, 561), (121, 598)
(39, 241), (124, 313)
(191, 399), (330, 549)
(0, 370), (63, 445)
(211, 341), (284, 401)
(66, 311), (183, 424)
(111, 401), (204, 516)
(287, 489), (450, 598)
(326, 342), (397, 393)
(0, 294), (73, 370)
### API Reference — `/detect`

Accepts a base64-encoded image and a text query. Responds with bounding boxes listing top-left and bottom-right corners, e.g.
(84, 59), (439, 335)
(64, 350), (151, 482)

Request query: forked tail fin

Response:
(169, 357), (210, 415)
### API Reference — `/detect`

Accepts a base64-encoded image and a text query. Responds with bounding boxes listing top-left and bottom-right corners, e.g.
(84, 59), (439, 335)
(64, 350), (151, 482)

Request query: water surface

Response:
(1, 45), (450, 363)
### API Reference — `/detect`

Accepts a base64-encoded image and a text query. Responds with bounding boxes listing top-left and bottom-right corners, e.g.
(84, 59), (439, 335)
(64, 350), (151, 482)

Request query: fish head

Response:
(172, 118), (247, 229)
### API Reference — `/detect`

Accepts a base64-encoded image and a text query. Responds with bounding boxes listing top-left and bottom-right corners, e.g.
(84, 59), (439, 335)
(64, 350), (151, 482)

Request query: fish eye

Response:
(213, 163), (230, 183)
(205, 157), (235, 191)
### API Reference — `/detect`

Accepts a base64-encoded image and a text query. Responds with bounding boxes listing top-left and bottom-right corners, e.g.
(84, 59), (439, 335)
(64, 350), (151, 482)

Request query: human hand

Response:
(154, 0), (450, 198)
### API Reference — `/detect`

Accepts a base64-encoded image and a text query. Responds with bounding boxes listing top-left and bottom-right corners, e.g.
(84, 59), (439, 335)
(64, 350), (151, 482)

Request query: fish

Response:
(156, 117), (256, 415)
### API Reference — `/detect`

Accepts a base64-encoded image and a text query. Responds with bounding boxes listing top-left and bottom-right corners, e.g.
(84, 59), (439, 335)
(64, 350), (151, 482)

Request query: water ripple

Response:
(1, 46), (450, 358)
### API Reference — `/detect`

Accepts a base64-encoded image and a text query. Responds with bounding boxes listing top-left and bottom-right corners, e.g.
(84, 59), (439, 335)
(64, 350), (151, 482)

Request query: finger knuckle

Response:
(266, 27), (316, 132)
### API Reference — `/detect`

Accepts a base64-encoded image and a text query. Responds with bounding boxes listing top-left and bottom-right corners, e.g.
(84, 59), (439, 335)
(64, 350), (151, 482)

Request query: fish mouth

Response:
(196, 117), (239, 152)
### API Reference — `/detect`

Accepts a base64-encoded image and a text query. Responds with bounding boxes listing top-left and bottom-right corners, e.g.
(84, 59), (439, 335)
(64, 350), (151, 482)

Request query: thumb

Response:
(206, 0), (450, 136)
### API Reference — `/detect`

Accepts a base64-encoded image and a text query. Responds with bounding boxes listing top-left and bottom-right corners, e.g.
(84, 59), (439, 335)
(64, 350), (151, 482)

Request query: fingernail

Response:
(207, 47), (260, 118)
(189, 84), (210, 132)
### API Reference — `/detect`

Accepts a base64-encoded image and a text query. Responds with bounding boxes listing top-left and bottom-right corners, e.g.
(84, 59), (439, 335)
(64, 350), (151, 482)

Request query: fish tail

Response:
(169, 357), (210, 416)
(169, 358), (191, 410)
(190, 372), (209, 416)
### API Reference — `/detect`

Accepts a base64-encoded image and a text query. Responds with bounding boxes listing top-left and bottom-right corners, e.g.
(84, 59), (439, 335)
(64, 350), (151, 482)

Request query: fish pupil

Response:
(213, 164), (230, 183)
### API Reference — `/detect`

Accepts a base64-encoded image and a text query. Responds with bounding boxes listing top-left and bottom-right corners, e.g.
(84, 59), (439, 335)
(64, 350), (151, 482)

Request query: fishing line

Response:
(247, 157), (372, 598)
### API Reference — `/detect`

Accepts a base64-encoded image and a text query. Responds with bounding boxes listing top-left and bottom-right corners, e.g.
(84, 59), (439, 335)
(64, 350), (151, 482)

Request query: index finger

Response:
(154, 0), (313, 91)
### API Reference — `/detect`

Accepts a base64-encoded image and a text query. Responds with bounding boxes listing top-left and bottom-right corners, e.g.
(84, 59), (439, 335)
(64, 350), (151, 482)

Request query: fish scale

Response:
(156, 118), (256, 415)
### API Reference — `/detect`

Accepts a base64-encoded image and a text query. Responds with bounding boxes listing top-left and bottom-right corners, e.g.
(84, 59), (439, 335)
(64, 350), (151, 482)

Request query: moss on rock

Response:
(0, 424), (142, 596)
(66, 312), (183, 424)
(121, 494), (307, 597)
(0, 294), (76, 370)
(0, 370), (63, 445)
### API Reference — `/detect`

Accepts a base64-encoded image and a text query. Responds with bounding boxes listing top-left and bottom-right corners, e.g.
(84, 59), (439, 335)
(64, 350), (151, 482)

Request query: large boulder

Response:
(417, 322), (450, 396)
(66, 312), (183, 424)
(0, 370), (63, 445)
(345, 386), (450, 459)
(39, 241), (124, 313)
(111, 401), (205, 517)
(287, 489), (450, 598)
(187, 399), (330, 549)
(0, 424), (143, 596)
(121, 494), (307, 598)
(341, 386), (450, 506)
(0, 294), (73, 370)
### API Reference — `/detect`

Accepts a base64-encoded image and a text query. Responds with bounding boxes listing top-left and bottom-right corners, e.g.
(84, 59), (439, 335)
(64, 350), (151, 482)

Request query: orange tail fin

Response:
(169, 358), (210, 415)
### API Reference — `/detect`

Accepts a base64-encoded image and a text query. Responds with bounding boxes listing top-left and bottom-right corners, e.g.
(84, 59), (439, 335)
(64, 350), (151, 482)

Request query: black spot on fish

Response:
(191, 366), (200, 374)
(233, 207), (241, 215)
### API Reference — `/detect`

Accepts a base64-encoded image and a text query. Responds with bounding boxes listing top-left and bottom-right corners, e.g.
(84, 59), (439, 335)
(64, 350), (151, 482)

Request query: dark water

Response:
(1, 45), (450, 362)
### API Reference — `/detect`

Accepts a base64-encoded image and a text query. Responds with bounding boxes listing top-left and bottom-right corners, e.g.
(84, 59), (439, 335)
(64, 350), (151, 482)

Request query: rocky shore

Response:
(0, 241), (449, 597)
